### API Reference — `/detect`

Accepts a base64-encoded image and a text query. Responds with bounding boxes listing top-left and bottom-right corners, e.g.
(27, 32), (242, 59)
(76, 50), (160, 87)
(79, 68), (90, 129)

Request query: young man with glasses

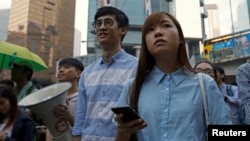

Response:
(71, 6), (138, 141)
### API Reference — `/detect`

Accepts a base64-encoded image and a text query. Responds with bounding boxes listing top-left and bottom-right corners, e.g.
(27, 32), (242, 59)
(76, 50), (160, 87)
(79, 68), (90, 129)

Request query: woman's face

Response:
(145, 14), (180, 58)
(195, 62), (215, 79)
(0, 97), (10, 115)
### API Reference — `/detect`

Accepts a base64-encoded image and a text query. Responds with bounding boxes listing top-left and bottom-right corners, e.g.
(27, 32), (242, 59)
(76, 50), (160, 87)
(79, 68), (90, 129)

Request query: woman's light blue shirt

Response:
(116, 66), (232, 141)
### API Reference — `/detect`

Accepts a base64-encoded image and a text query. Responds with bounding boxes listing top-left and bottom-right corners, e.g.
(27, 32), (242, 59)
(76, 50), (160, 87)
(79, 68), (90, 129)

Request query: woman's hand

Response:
(114, 113), (147, 141)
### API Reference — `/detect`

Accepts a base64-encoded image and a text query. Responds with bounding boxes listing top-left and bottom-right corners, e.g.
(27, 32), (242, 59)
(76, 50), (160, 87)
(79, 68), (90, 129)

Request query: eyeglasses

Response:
(195, 69), (214, 75)
(92, 18), (114, 29)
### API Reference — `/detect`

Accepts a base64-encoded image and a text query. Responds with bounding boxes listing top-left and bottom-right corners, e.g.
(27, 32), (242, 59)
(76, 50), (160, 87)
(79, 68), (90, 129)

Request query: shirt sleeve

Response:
(116, 78), (134, 107)
(203, 75), (232, 124)
(71, 72), (87, 136)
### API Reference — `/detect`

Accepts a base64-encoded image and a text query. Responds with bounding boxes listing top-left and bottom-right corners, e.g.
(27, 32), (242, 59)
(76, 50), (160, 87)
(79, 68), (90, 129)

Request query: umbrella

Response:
(0, 41), (48, 72)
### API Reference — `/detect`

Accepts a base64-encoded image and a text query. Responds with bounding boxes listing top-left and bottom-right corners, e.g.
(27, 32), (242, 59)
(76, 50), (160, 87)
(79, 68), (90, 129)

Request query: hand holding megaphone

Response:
(52, 104), (74, 126)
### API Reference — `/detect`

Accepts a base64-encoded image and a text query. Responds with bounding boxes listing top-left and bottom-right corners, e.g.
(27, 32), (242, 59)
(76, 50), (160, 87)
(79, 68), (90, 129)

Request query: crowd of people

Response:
(0, 6), (250, 141)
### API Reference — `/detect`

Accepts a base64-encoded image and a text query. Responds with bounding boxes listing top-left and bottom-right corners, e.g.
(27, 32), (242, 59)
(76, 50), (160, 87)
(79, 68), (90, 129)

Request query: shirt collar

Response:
(99, 49), (126, 65)
(151, 66), (190, 86)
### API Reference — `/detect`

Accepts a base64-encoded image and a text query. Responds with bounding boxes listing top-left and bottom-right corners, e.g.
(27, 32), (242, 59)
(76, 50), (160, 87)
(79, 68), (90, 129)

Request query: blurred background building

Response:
(78, 0), (207, 68)
(1, 0), (250, 84)
(6, 0), (76, 82)
(204, 4), (220, 39)
(202, 0), (250, 83)
(0, 9), (10, 41)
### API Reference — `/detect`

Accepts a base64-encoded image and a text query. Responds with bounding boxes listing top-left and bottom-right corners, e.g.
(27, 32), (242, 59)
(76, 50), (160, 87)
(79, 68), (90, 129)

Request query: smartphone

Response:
(111, 106), (143, 122)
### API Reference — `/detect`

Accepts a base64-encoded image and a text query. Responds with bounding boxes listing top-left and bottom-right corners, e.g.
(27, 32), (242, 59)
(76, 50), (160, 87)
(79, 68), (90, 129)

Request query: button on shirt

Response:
(116, 66), (232, 141)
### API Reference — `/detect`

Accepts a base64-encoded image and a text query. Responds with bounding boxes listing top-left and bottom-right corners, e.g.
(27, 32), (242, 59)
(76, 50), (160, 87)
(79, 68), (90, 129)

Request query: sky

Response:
(0, 1), (11, 9)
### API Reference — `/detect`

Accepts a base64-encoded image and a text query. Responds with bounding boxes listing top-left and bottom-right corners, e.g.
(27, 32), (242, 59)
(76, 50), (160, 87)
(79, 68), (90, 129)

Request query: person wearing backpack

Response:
(214, 65), (241, 124)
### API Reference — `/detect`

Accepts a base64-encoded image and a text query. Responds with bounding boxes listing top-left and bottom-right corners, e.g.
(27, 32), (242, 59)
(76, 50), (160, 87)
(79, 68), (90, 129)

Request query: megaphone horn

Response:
(19, 82), (72, 141)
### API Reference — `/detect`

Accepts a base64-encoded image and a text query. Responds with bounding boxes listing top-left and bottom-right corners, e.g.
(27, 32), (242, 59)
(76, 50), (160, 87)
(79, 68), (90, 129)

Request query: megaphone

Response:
(19, 82), (72, 141)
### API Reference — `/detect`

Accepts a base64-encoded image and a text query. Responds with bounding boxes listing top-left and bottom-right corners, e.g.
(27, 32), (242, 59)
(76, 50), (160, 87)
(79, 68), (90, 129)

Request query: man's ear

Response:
(222, 74), (225, 79)
(76, 70), (82, 79)
(120, 27), (128, 35)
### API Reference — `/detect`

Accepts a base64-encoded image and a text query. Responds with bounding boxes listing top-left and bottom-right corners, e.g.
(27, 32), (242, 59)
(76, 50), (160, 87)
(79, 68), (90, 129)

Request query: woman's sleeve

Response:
(203, 75), (232, 125)
(116, 79), (134, 107)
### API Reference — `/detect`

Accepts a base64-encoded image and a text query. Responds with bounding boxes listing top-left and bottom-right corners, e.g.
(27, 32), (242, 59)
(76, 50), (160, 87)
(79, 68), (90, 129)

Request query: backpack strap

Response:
(226, 84), (233, 97)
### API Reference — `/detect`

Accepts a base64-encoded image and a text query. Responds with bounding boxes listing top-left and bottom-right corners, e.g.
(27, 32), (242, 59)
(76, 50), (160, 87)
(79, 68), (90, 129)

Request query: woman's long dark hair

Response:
(129, 12), (194, 141)
(0, 86), (18, 130)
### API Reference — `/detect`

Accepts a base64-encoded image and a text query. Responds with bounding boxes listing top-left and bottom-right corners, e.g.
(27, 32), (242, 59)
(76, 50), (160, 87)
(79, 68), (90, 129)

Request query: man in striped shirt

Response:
(71, 6), (138, 141)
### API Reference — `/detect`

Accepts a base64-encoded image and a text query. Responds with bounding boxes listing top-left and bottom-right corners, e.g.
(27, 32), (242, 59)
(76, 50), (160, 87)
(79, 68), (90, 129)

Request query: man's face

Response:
(94, 15), (127, 47)
(57, 64), (81, 82)
(195, 62), (215, 79)
(11, 65), (26, 82)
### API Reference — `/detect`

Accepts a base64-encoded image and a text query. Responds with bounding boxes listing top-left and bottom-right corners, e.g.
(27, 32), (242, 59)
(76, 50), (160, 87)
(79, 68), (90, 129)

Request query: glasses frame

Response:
(92, 18), (114, 29)
(195, 69), (214, 75)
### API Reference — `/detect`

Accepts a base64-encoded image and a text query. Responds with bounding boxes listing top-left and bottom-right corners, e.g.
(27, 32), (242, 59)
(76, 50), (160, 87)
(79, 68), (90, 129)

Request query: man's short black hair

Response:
(214, 66), (225, 75)
(13, 63), (33, 80)
(59, 58), (84, 72)
(94, 6), (129, 28)
(214, 66), (225, 82)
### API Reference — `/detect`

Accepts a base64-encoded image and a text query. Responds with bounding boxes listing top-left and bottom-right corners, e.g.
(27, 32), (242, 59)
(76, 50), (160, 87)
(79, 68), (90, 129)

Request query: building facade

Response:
(81, 0), (206, 67)
(0, 9), (10, 41)
(7, 0), (76, 81)
(204, 4), (221, 39)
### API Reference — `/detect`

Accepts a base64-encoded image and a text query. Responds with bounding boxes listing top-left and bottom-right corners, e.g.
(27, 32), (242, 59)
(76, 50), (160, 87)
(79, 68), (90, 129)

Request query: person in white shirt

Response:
(46, 58), (84, 141)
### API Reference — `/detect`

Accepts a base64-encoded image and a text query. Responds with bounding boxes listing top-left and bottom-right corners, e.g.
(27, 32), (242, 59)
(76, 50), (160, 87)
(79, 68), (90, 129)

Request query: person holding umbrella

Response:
(10, 62), (38, 102)
(10, 61), (45, 141)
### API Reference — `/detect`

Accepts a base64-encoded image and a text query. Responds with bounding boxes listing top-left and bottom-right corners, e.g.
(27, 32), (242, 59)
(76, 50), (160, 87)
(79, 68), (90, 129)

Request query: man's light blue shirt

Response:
(219, 83), (240, 124)
(72, 49), (138, 141)
(116, 66), (232, 141)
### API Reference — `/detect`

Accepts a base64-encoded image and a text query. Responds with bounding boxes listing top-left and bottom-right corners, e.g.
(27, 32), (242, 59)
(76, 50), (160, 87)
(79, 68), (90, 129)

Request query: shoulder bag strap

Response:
(226, 84), (233, 96)
(198, 73), (210, 127)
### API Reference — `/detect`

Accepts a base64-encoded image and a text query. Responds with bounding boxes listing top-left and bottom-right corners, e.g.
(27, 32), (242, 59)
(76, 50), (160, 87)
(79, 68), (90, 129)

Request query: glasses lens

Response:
(206, 70), (214, 75)
(93, 19), (114, 29)
(104, 19), (113, 27)
(195, 69), (213, 75)
(195, 69), (202, 73)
